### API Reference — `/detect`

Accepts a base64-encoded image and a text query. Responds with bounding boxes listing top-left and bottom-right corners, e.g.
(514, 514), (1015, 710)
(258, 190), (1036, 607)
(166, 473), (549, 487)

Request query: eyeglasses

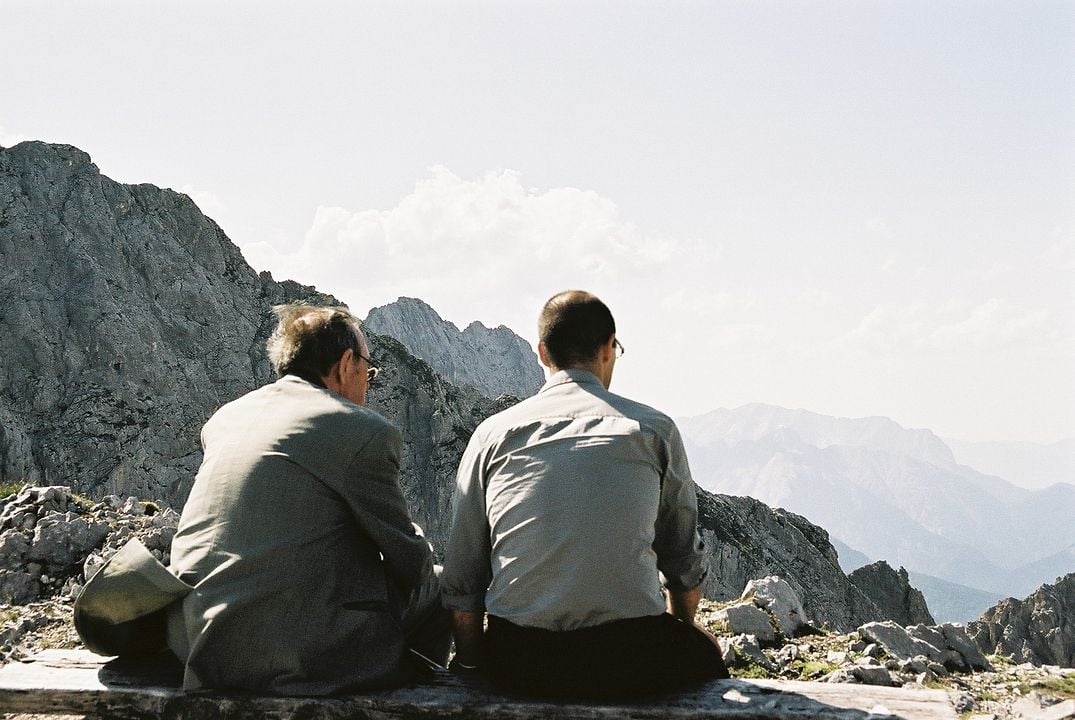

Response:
(356, 351), (380, 382)
(613, 338), (626, 358)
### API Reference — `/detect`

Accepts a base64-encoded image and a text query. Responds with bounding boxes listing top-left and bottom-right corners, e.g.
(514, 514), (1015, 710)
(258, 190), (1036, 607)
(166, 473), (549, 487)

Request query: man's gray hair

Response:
(266, 304), (362, 380)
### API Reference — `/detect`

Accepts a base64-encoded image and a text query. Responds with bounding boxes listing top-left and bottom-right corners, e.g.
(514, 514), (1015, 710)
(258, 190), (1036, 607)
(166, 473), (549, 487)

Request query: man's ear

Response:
(600, 335), (616, 363)
(322, 349), (351, 389)
(537, 341), (552, 369)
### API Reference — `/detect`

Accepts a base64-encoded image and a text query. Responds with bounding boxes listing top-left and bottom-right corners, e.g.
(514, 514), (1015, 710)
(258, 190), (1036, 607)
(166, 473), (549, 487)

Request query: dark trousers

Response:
(484, 613), (730, 700)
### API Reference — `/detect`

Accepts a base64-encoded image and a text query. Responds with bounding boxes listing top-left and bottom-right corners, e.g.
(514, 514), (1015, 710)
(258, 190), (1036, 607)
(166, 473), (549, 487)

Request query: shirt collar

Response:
(540, 368), (605, 393)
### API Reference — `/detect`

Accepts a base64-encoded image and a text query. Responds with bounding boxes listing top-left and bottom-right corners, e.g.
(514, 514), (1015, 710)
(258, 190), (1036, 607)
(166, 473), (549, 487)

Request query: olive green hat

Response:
(73, 539), (192, 657)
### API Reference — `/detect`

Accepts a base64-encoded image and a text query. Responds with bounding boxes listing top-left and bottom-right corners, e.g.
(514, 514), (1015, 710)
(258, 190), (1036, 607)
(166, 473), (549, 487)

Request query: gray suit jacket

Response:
(166, 375), (432, 694)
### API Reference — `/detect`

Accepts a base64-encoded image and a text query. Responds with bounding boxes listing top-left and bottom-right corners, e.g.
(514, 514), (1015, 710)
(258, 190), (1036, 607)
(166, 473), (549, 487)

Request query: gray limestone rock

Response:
(858, 621), (945, 663)
(941, 623), (992, 672)
(848, 561), (935, 626)
(725, 634), (773, 670)
(742, 575), (809, 637)
(365, 297), (544, 401)
(711, 602), (776, 644)
(907, 624), (947, 653)
(851, 664), (897, 686)
(968, 573), (1075, 668)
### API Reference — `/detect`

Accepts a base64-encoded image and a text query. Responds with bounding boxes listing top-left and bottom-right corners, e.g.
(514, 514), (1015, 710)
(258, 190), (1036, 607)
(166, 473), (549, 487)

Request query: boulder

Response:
(851, 665), (897, 687)
(857, 621), (945, 663)
(940, 623), (992, 672)
(712, 602), (776, 644)
(742, 576), (809, 637)
(848, 561), (935, 626)
(720, 634), (774, 670)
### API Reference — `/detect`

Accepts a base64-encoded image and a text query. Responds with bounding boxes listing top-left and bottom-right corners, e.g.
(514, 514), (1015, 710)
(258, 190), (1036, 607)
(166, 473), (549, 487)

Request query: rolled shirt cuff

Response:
(660, 562), (709, 593)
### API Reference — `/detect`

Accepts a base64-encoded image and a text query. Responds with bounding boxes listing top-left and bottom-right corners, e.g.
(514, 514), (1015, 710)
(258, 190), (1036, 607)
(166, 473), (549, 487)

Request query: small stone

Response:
(902, 656), (929, 674)
(927, 662), (948, 677)
(851, 665), (896, 687)
(951, 692), (976, 713)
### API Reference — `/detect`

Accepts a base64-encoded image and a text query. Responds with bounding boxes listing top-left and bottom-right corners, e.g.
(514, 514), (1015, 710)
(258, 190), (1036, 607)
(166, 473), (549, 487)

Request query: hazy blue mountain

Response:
(945, 437), (1075, 491)
(679, 404), (1075, 600)
(906, 571), (1004, 624)
(831, 537), (871, 573)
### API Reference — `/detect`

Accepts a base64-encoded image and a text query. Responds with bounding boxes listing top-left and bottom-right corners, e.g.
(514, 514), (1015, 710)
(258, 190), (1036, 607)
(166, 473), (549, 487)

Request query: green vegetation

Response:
(0, 481), (27, 499)
(1021, 675), (1075, 700)
(790, 659), (839, 679)
(731, 662), (776, 680)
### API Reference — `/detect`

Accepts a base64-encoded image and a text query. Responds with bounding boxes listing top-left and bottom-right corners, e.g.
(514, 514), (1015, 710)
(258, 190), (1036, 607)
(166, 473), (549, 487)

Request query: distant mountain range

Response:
(945, 437), (1075, 491)
(678, 404), (1075, 612)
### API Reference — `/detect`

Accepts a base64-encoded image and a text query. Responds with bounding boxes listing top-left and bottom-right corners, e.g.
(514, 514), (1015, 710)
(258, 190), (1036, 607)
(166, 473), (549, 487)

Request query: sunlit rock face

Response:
(968, 573), (1075, 667)
(849, 561), (935, 627)
(365, 296), (545, 401)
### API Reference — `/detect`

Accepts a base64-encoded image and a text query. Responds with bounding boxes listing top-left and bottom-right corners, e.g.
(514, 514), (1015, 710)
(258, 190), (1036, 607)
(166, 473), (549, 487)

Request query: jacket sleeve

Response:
(440, 432), (492, 612)
(652, 422), (708, 592)
(339, 424), (433, 597)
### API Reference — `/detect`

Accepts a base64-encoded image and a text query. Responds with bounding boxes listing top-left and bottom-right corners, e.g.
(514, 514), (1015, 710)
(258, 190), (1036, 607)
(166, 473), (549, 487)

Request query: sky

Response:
(4, 1), (1074, 444)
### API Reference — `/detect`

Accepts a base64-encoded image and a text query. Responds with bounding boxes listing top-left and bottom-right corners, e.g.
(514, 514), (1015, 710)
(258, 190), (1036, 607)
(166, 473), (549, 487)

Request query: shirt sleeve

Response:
(653, 422), (708, 592)
(339, 424), (433, 597)
(440, 432), (492, 612)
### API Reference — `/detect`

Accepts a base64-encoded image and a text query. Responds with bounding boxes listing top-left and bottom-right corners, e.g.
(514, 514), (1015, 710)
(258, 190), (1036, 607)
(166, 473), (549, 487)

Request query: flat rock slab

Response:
(0, 649), (958, 720)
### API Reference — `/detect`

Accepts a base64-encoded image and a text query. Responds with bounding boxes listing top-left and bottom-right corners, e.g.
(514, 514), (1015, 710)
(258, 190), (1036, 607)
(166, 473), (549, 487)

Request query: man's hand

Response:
(449, 610), (485, 671)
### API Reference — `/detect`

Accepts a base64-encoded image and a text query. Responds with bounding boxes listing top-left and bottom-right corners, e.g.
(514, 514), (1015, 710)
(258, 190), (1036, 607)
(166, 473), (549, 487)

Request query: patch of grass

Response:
(988, 653), (1015, 667)
(0, 481), (27, 500)
(1030, 676), (1075, 700)
(792, 660), (839, 678)
(732, 663), (777, 679)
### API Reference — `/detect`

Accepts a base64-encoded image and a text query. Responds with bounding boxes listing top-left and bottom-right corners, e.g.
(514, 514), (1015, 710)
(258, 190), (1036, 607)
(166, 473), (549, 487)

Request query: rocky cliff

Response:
(968, 573), (1075, 667)
(364, 296), (545, 400)
(0, 141), (499, 544)
(697, 492), (885, 632)
(849, 561), (935, 626)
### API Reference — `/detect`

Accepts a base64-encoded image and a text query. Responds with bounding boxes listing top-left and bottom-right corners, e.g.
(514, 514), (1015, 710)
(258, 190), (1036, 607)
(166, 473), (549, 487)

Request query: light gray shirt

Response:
(442, 369), (707, 631)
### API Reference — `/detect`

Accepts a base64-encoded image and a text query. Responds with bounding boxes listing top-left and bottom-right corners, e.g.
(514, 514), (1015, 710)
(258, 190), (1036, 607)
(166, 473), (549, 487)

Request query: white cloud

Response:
(240, 167), (678, 328)
(798, 287), (831, 307)
(0, 126), (30, 147)
(1036, 232), (1075, 272)
(971, 262), (1012, 282)
(661, 288), (755, 315)
(843, 299), (1067, 354)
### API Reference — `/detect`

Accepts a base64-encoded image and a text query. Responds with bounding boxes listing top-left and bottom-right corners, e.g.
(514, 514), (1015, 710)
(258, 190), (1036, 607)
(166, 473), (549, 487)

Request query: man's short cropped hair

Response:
(538, 290), (616, 368)
(267, 304), (362, 380)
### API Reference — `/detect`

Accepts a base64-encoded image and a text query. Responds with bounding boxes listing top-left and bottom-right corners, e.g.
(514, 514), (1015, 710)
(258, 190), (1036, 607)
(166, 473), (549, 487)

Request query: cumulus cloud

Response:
(239, 167), (678, 328)
(843, 299), (1067, 354)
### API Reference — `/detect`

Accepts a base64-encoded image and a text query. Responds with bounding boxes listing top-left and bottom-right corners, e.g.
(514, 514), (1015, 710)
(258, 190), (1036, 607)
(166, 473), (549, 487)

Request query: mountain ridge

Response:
(678, 403), (1075, 604)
